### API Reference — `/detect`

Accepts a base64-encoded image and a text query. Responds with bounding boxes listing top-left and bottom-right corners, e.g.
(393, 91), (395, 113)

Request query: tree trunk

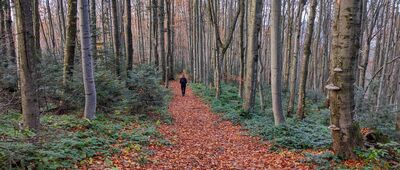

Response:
(46, 0), (56, 50)
(158, 0), (167, 86)
(125, 0), (133, 72)
(287, 0), (306, 117)
(90, 0), (97, 61)
(63, 0), (78, 96)
(270, 0), (285, 126)
(208, 0), (240, 98)
(152, 0), (159, 67)
(328, 0), (362, 159)
(283, 0), (294, 89)
(78, 0), (97, 120)
(111, 0), (121, 76)
(33, 0), (41, 55)
(297, 0), (317, 119)
(15, 0), (41, 130)
(3, 0), (16, 67)
(238, 0), (246, 98)
(166, 0), (174, 80)
(243, 0), (262, 114)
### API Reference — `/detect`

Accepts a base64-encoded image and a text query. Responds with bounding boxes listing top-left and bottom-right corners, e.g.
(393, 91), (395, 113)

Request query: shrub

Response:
(125, 64), (169, 114)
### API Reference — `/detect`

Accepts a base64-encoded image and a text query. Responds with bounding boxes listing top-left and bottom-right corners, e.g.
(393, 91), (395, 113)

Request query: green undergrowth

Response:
(0, 110), (171, 169)
(0, 63), (172, 169)
(191, 83), (332, 150)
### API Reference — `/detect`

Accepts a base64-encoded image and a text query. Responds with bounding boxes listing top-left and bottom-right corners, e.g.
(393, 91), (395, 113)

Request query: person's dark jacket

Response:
(180, 77), (187, 87)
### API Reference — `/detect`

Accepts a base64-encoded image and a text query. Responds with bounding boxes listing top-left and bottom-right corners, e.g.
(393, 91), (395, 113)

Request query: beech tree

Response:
(78, 0), (97, 119)
(328, 0), (362, 159)
(297, 0), (318, 119)
(15, 0), (41, 130)
(270, 0), (285, 125)
(243, 0), (262, 114)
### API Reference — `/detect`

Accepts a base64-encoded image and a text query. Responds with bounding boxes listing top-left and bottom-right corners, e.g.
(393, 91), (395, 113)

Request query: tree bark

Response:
(152, 0), (159, 67)
(270, 0), (285, 125)
(78, 0), (97, 120)
(158, 0), (167, 86)
(63, 0), (78, 96)
(329, 0), (362, 159)
(297, 0), (318, 119)
(90, 0), (97, 61)
(111, 0), (121, 76)
(287, 0), (306, 117)
(46, 0), (56, 50)
(238, 0), (246, 98)
(15, 0), (41, 130)
(243, 0), (262, 114)
(125, 0), (133, 72)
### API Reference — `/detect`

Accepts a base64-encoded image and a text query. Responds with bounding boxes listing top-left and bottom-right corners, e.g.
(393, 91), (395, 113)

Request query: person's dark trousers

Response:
(181, 85), (186, 96)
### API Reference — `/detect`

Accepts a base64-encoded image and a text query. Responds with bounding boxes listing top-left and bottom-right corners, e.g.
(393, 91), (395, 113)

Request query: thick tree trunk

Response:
(243, 0), (262, 114)
(328, 0), (362, 159)
(78, 0), (97, 120)
(111, 0), (121, 76)
(15, 0), (40, 130)
(297, 0), (317, 119)
(125, 0), (133, 72)
(270, 0), (285, 125)
(63, 0), (78, 94)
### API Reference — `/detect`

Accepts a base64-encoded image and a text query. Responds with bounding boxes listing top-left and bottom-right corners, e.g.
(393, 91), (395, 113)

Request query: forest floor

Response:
(83, 81), (312, 169)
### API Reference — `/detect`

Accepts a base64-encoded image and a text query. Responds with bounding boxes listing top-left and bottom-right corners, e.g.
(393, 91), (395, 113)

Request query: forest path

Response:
(140, 81), (311, 169)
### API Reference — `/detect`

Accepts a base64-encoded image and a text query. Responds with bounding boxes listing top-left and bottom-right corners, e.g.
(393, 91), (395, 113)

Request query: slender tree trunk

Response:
(46, 0), (56, 50)
(90, 0), (97, 61)
(125, 0), (133, 72)
(111, 0), (121, 76)
(166, 0), (174, 80)
(287, 0), (306, 117)
(208, 0), (240, 98)
(152, 0), (159, 67)
(328, 0), (362, 159)
(158, 0), (167, 86)
(78, 0), (97, 120)
(283, 0), (293, 89)
(238, 0), (246, 97)
(271, 0), (285, 125)
(297, 0), (317, 119)
(33, 0), (41, 55)
(4, 0), (16, 65)
(15, 0), (40, 130)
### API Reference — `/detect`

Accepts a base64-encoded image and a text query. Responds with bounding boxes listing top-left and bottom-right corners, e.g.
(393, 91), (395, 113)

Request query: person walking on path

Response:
(180, 74), (188, 96)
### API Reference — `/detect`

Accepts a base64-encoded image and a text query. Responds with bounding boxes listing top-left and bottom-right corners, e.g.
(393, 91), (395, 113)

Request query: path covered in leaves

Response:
(82, 81), (311, 169)
(141, 81), (310, 169)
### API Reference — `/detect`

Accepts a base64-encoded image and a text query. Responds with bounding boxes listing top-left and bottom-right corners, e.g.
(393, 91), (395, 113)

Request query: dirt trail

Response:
(140, 81), (310, 169)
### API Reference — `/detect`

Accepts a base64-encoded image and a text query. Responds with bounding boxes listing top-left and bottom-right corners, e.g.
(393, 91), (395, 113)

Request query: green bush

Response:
(125, 64), (169, 114)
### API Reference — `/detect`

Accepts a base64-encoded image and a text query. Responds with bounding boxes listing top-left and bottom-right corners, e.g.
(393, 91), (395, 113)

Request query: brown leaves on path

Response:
(82, 81), (312, 169)
(141, 81), (311, 169)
